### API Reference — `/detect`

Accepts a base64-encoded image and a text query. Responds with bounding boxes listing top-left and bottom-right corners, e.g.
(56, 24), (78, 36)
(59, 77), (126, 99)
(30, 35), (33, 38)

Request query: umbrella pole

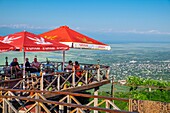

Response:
(23, 50), (26, 89)
(62, 51), (65, 71)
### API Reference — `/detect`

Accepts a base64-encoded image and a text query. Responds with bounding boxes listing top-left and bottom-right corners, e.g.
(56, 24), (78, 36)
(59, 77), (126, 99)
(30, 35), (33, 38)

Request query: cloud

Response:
(127, 29), (170, 35)
(1, 24), (170, 35)
(0, 24), (84, 31)
(0, 24), (48, 29)
(97, 28), (170, 35)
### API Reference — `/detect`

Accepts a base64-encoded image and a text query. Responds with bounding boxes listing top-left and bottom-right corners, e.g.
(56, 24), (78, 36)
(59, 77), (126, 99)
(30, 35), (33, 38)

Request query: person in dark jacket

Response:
(25, 58), (31, 68)
(10, 58), (21, 71)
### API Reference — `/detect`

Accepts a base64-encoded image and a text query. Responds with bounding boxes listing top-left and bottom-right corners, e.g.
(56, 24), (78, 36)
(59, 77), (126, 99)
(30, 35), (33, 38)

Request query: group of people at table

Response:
(10, 57), (41, 75)
(9, 57), (82, 78)
(65, 60), (82, 77)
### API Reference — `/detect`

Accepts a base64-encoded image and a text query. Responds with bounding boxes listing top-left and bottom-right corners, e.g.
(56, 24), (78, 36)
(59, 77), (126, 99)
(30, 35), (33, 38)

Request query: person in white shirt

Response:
(65, 60), (73, 72)
(31, 58), (41, 72)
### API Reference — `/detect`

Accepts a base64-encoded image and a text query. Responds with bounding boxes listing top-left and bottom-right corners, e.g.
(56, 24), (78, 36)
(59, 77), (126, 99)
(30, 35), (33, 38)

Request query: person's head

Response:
(13, 58), (17, 62)
(68, 60), (72, 65)
(75, 61), (79, 65)
(34, 58), (37, 62)
(26, 58), (29, 61)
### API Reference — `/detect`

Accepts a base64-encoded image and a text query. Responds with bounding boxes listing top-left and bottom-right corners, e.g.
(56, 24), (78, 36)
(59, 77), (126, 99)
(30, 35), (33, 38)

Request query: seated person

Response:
(10, 58), (21, 74)
(25, 58), (37, 73)
(65, 60), (73, 72)
(74, 61), (82, 77)
(25, 58), (31, 68)
(31, 58), (41, 72)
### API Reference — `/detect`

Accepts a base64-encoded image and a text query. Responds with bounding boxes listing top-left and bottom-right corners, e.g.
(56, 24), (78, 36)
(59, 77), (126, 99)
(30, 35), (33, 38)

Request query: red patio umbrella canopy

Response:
(0, 31), (69, 52)
(0, 41), (15, 52)
(39, 26), (111, 50)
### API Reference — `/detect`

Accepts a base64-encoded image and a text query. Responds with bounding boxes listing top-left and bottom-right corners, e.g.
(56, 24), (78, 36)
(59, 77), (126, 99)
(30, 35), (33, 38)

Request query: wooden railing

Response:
(0, 88), (136, 113)
(0, 64), (110, 91)
(0, 88), (169, 113)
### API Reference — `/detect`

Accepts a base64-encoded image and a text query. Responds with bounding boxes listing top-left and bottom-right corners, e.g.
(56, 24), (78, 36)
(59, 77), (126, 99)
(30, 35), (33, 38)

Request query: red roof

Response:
(0, 31), (69, 52)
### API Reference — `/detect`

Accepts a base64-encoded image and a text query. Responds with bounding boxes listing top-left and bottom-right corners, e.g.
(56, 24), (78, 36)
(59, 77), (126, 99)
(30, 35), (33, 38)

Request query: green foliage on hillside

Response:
(115, 90), (170, 102)
(112, 76), (170, 110)
(126, 76), (170, 87)
(86, 76), (170, 111)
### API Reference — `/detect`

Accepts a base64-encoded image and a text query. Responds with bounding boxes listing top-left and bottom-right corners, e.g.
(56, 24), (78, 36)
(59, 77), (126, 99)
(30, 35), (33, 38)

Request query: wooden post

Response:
(94, 87), (99, 113)
(97, 65), (100, 81)
(59, 104), (64, 113)
(40, 64), (44, 92)
(111, 77), (114, 104)
(106, 67), (110, 79)
(3, 98), (7, 113)
(57, 75), (60, 91)
(106, 100), (110, 113)
(72, 71), (75, 87)
(58, 88), (65, 112)
(67, 95), (72, 113)
(40, 72), (45, 92)
(35, 93), (40, 113)
(8, 92), (12, 113)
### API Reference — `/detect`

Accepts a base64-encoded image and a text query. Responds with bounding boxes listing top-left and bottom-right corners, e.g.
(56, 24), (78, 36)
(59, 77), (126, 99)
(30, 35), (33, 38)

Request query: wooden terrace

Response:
(0, 62), (169, 113)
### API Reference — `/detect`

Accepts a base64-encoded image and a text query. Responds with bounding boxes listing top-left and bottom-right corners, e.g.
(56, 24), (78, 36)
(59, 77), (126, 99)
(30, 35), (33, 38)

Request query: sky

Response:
(0, 0), (170, 43)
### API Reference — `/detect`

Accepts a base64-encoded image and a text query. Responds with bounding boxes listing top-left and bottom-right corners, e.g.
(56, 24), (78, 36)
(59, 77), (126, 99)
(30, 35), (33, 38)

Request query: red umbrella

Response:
(0, 31), (69, 80)
(0, 31), (69, 51)
(39, 26), (111, 50)
(0, 41), (16, 52)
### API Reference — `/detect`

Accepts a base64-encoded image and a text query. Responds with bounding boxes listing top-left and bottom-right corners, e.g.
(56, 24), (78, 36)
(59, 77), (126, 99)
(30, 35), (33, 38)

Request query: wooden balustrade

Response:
(0, 65), (110, 92)
(0, 88), (135, 113)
